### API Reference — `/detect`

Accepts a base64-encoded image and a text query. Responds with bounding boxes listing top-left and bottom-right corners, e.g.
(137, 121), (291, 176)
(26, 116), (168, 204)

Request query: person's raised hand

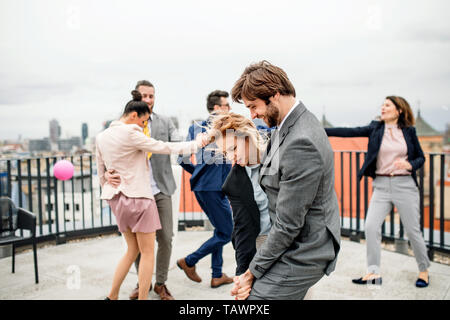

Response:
(195, 132), (211, 148)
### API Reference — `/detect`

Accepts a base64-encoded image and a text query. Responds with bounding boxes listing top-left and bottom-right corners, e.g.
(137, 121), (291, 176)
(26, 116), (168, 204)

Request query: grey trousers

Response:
(365, 176), (430, 273)
(134, 192), (174, 284)
(248, 267), (324, 300)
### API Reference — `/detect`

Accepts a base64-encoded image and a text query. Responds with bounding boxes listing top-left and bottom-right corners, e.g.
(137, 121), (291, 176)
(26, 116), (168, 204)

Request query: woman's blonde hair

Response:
(208, 113), (268, 162)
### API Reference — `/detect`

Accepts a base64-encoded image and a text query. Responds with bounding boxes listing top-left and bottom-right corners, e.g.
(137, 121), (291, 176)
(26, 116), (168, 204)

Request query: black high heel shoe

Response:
(415, 276), (429, 288)
(352, 277), (382, 285)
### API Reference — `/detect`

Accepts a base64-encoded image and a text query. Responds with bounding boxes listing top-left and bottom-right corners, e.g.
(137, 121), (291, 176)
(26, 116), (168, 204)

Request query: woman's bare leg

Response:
(107, 230), (139, 300)
(136, 232), (156, 300)
(419, 270), (429, 282)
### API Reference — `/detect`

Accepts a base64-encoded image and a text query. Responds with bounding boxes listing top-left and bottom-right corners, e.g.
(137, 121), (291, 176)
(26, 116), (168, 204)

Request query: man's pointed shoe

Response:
(154, 283), (175, 300)
(177, 258), (202, 283)
(211, 273), (233, 288)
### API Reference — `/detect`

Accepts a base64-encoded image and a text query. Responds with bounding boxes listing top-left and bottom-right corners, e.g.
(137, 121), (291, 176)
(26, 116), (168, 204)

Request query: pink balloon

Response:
(53, 160), (74, 181)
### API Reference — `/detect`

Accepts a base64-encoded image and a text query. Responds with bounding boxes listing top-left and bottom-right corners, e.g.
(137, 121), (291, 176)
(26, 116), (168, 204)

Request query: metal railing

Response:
(0, 155), (117, 245)
(1, 151), (448, 260)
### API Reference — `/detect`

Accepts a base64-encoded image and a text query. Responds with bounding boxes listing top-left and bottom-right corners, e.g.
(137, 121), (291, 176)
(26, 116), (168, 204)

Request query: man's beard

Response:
(264, 101), (280, 128)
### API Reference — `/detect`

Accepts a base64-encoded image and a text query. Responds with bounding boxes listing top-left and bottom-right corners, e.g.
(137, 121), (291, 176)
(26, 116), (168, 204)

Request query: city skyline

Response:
(1, 105), (446, 143)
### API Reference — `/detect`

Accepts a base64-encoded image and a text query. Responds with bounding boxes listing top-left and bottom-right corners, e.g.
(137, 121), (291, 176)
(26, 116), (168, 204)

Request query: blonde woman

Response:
(96, 90), (208, 300)
(209, 113), (271, 276)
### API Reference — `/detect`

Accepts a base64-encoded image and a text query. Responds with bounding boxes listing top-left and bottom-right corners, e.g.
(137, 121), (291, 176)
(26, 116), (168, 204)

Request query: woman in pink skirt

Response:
(96, 90), (208, 300)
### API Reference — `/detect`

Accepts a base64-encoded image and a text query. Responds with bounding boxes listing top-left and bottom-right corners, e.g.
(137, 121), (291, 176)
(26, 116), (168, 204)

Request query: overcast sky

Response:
(1, 0), (449, 141)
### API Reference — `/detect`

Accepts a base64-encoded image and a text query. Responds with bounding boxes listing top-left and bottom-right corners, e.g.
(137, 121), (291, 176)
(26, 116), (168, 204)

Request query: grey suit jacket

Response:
(149, 112), (182, 196)
(249, 101), (341, 279)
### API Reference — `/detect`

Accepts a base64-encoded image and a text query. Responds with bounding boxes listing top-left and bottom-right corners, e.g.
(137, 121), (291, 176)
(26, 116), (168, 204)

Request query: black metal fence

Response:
(0, 155), (117, 245)
(1, 151), (448, 260)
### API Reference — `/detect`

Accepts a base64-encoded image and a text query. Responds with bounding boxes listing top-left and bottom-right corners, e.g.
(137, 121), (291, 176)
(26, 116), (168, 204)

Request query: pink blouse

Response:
(96, 121), (198, 200)
(375, 124), (410, 176)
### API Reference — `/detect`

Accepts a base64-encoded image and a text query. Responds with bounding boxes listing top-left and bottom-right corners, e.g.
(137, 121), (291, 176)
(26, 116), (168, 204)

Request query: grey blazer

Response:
(149, 112), (182, 196)
(249, 101), (341, 279)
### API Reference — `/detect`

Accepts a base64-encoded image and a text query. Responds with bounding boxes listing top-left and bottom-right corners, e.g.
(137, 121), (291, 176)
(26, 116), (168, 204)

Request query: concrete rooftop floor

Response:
(0, 230), (449, 300)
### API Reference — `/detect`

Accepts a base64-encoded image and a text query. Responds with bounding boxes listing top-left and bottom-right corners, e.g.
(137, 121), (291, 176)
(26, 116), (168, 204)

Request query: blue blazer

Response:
(178, 118), (231, 191)
(325, 121), (425, 186)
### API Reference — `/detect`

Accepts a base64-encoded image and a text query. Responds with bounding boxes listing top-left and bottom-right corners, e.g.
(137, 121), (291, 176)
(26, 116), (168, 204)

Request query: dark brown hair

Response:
(231, 60), (296, 104)
(385, 96), (415, 128)
(123, 90), (150, 117)
(207, 90), (229, 113)
(135, 80), (154, 90)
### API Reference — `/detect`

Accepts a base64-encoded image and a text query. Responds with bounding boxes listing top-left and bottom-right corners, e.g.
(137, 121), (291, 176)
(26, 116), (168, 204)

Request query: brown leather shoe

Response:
(129, 283), (152, 300)
(211, 273), (233, 288)
(154, 284), (175, 300)
(177, 258), (202, 283)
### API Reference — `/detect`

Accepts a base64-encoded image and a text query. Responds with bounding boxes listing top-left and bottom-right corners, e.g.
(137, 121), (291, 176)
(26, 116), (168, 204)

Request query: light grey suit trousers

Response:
(365, 176), (430, 273)
(134, 112), (181, 285)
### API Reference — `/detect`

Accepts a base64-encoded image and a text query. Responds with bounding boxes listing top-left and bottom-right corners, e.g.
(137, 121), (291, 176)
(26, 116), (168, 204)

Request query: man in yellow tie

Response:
(105, 80), (181, 300)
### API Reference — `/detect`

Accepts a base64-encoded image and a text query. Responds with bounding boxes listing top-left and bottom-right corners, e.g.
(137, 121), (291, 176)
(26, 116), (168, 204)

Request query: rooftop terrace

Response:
(1, 230), (449, 300)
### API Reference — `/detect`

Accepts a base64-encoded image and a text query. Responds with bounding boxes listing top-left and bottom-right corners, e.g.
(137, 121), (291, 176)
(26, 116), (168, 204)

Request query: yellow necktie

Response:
(143, 120), (152, 159)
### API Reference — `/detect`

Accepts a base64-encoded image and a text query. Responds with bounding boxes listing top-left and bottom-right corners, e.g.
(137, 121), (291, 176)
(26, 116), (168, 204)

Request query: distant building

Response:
(49, 119), (61, 144)
(415, 109), (443, 153)
(321, 114), (334, 128)
(415, 109), (441, 137)
(29, 138), (51, 153)
(0, 143), (25, 154)
(58, 137), (81, 152)
(444, 123), (450, 147)
(81, 123), (88, 145)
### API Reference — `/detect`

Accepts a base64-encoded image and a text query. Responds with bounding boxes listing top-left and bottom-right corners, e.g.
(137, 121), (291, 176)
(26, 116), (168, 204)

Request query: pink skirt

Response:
(107, 193), (161, 234)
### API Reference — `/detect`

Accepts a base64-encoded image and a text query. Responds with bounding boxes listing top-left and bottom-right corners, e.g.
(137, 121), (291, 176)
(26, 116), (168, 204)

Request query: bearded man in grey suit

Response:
(230, 61), (341, 300)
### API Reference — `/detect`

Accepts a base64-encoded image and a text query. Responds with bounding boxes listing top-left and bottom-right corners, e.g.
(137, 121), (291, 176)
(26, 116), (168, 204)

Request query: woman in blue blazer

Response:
(326, 96), (430, 288)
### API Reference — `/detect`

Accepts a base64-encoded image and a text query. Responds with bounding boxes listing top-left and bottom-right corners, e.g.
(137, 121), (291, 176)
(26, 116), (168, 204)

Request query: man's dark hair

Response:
(207, 90), (229, 113)
(231, 60), (295, 104)
(135, 80), (154, 90)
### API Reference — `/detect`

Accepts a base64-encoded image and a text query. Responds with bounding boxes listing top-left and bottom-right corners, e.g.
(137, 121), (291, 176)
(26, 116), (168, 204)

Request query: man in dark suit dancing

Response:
(177, 90), (234, 288)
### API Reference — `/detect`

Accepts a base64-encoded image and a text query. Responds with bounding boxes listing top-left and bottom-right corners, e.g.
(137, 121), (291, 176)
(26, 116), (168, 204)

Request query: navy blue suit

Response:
(325, 120), (425, 186)
(178, 117), (232, 278)
(178, 119), (231, 191)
